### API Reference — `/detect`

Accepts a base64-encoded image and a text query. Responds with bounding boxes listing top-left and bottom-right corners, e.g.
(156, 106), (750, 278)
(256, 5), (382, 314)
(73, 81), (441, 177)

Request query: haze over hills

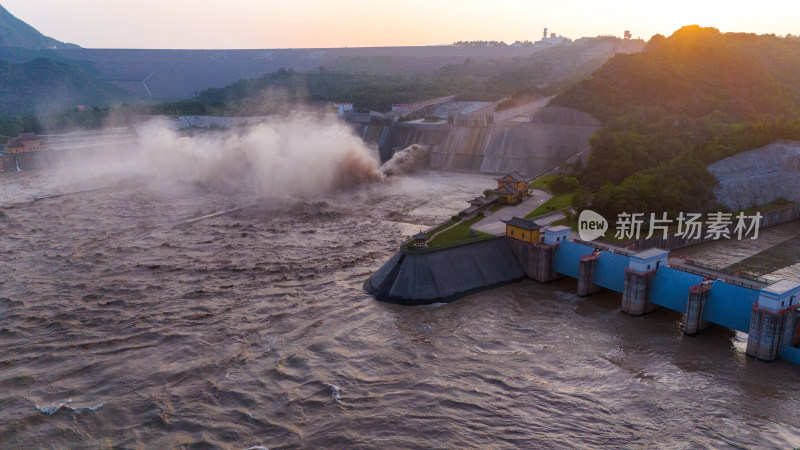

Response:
(0, 2), (644, 122)
(0, 4), (78, 49)
(0, 1), (645, 123)
(0, 57), (133, 117)
(55, 37), (644, 101)
(0, 4), (133, 119)
(155, 36), (643, 115)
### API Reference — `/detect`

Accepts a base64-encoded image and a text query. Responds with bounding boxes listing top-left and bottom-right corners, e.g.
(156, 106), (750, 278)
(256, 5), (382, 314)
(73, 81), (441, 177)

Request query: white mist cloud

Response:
(380, 144), (430, 176)
(130, 115), (385, 197)
(45, 114), (434, 202)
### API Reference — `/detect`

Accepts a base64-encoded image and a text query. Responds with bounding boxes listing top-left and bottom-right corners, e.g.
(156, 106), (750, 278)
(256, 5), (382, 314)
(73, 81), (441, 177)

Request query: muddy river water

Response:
(1, 166), (799, 448)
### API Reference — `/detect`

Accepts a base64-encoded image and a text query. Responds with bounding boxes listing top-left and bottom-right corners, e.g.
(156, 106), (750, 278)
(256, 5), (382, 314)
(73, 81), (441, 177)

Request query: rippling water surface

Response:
(1, 168), (800, 448)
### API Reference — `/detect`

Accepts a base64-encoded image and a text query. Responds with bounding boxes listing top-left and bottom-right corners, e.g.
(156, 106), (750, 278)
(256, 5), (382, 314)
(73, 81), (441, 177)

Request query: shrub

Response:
(549, 175), (580, 194)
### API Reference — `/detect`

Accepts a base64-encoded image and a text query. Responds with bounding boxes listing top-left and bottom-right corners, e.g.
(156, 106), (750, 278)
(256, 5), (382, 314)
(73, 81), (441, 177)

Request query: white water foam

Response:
(34, 399), (104, 415)
(327, 384), (340, 401)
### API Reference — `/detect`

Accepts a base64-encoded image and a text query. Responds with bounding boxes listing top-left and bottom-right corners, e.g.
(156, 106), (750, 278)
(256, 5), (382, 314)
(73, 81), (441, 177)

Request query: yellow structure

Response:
(502, 217), (541, 243)
(494, 171), (528, 204)
(4, 133), (47, 154)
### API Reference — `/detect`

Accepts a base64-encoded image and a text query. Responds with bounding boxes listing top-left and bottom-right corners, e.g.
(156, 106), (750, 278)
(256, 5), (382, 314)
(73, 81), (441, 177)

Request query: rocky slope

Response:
(709, 140), (800, 209)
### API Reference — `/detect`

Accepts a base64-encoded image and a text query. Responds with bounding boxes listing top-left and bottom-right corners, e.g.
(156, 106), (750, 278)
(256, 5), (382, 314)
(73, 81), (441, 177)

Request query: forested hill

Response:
(554, 26), (800, 121)
(0, 4), (79, 49)
(551, 26), (800, 219)
(0, 58), (133, 117)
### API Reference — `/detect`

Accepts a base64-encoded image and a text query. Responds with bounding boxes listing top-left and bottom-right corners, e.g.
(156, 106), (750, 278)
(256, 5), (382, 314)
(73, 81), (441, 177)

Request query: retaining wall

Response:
(364, 237), (525, 305)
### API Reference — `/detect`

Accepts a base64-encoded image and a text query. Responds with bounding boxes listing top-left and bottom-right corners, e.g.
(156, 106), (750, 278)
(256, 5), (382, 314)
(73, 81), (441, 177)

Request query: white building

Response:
(628, 248), (669, 273)
(757, 280), (800, 312)
(536, 28), (571, 47)
(542, 225), (571, 245)
(333, 102), (353, 115)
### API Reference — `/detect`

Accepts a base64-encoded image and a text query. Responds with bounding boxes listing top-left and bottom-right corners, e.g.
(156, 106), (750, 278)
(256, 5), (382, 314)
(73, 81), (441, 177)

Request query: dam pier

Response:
(366, 219), (800, 366)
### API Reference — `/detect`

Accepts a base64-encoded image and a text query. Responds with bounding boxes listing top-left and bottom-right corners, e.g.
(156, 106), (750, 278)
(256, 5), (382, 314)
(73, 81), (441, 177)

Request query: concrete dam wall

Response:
(430, 106), (600, 174)
(389, 123), (451, 151)
(351, 106), (600, 173)
(709, 140), (800, 210)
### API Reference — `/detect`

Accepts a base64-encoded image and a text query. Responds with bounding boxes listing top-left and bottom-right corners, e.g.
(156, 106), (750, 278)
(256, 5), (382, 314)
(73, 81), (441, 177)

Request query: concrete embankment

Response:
(709, 140), (800, 210)
(364, 237), (525, 305)
(349, 105), (599, 171)
(429, 106), (600, 174)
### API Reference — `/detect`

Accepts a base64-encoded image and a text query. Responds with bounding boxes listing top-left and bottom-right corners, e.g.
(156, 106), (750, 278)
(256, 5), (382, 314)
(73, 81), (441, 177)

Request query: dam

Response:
(1, 94), (596, 178)
(348, 97), (599, 173)
(365, 223), (800, 366)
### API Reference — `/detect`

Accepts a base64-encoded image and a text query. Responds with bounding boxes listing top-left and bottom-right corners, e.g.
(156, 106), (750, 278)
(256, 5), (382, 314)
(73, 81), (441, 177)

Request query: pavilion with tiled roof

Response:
(495, 171), (527, 183)
(460, 194), (500, 219)
(494, 171), (528, 204)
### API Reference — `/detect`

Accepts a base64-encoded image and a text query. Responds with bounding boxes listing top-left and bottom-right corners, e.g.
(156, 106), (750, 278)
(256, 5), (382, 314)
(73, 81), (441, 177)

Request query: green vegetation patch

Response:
(524, 174), (579, 219)
(403, 218), (459, 249)
(427, 216), (491, 248)
(524, 193), (574, 219)
(429, 219), (459, 234)
(528, 174), (556, 192)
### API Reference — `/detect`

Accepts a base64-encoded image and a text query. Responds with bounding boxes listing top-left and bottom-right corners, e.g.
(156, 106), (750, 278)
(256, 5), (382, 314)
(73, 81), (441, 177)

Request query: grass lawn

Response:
(550, 217), (574, 228)
(427, 218), (458, 235)
(427, 216), (492, 248)
(528, 174), (556, 192)
(489, 204), (504, 212)
(524, 193), (573, 219)
(404, 218), (459, 248)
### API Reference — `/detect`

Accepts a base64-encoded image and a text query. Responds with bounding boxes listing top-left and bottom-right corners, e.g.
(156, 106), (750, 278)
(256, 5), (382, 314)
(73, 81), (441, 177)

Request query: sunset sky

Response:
(4, 0), (799, 49)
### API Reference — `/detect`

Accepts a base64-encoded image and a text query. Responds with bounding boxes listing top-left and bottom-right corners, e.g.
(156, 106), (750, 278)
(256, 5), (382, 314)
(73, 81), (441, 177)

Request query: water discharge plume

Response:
(380, 144), (431, 176)
(129, 115), (385, 197)
(3, 117), (443, 207)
